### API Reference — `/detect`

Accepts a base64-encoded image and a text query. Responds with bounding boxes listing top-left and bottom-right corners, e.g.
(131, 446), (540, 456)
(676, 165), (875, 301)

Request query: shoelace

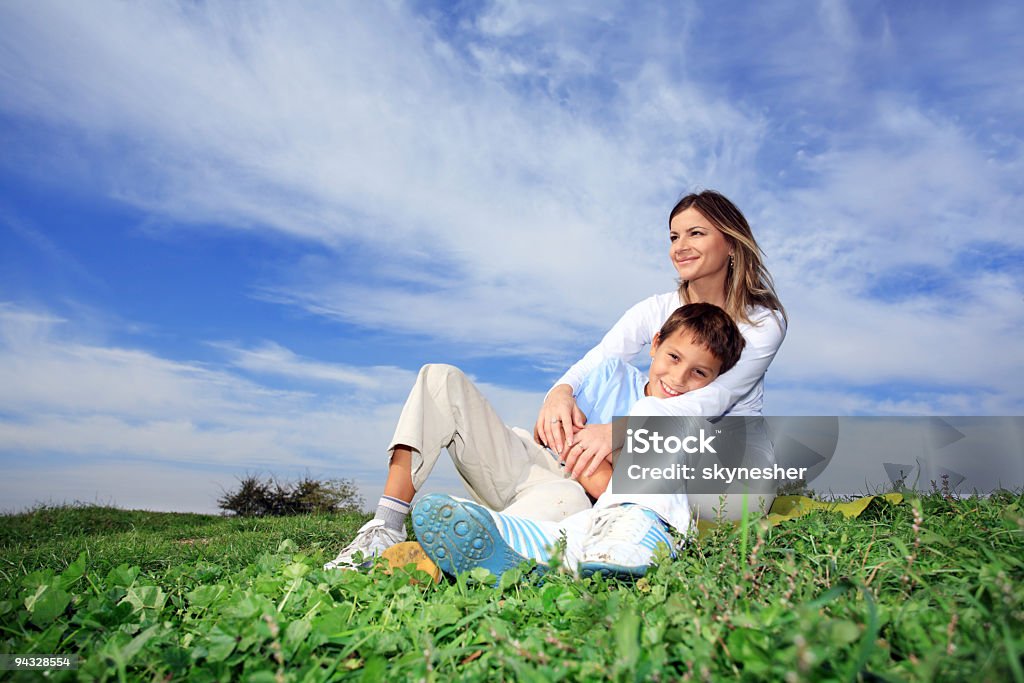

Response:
(582, 506), (652, 548)
(341, 521), (393, 555)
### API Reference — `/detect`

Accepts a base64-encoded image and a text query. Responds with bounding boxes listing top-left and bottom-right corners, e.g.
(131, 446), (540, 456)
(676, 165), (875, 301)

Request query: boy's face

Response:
(646, 329), (722, 398)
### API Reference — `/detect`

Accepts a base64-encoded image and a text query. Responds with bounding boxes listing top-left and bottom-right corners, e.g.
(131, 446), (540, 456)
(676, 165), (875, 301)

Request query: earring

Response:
(729, 254), (735, 268)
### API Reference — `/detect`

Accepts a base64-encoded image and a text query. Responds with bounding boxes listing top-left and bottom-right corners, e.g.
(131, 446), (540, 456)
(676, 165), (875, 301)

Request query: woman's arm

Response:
(550, 292), (675, 393)
(629, 308), (787, 418)
(535, 292), (675, 453)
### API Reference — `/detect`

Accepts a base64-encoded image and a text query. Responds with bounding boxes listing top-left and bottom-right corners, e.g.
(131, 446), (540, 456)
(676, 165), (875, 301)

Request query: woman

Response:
(535, 189), (787, 524)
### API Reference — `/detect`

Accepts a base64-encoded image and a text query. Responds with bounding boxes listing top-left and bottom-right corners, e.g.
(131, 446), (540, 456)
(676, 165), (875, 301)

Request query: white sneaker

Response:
(577, 505), (675, 578)
(323, 518), (407, 570)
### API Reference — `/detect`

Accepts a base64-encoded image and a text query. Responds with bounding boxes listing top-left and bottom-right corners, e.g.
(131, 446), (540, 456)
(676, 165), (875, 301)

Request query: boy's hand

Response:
(577, 460), (612, 499)
(535, 385), (587, 456)
(563, 423), (613, 479)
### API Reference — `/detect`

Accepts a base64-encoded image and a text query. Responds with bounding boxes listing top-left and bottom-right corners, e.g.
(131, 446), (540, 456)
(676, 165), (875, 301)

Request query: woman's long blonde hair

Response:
(671, 190), (786, 326)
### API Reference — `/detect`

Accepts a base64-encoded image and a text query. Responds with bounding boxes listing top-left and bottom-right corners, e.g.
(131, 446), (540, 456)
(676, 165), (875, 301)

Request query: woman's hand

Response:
(562, 422), (613, 479)
(535, 384), (586, 456)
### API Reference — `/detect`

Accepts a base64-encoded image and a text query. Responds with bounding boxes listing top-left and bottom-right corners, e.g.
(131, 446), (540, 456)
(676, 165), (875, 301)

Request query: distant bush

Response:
(218, 473), (364, 517)
(775, 477), (816, 498)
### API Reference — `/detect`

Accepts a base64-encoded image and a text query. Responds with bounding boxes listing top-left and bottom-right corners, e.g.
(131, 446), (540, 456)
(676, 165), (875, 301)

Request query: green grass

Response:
(0, 504), (368, 580)
(1, 492), (1022, 681)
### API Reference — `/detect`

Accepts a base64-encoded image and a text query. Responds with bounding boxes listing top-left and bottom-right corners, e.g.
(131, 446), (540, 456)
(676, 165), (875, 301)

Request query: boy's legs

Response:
(326, 364), (590, 570)
(383, 447), (416, 502)
(574, 416), (778, 577)
(412, 493), (564, 579)
(411, 495), (674, 579)
(387, 364), (590, 520)
(570, 415), (701, 577)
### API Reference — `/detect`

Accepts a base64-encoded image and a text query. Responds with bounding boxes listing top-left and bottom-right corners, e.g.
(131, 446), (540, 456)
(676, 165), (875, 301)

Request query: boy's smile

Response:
(656, 378), (685, 398)
(645, 330), (722, 399)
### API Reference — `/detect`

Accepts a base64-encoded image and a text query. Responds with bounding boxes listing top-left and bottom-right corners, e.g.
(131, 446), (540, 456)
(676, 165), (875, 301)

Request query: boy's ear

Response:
(650, 333), (661, 357)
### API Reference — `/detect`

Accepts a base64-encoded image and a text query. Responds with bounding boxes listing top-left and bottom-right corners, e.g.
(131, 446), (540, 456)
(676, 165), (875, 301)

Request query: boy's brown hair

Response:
(657, 303), (745, 374)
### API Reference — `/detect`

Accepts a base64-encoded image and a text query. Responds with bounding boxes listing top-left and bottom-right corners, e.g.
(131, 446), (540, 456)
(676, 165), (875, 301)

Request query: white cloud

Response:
(0, 319), (286, 421)
(0, 304), (547, 511)
(221, 341), (417, 395)
(0, 0), (764, 358)
(1, 0), (1022, 440)
(776, 98), (1021, 264)
(475, 0), (609, 38)
(767, 275), (1024, 411)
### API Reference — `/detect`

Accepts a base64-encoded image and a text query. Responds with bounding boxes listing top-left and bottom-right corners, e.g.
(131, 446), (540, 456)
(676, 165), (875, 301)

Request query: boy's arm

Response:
(577, 459), (612, 499)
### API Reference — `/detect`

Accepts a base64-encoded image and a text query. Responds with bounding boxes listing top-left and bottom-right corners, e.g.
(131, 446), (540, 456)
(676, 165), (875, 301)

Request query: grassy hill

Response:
(1, 492), (1022, 681)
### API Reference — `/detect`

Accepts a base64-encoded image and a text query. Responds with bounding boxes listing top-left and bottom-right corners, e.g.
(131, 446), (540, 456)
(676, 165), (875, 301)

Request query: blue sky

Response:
(1, 1), (1022, 513)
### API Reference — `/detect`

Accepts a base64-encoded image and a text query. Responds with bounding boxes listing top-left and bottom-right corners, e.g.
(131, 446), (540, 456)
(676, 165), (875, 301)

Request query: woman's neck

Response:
(684, 274), (728, 308)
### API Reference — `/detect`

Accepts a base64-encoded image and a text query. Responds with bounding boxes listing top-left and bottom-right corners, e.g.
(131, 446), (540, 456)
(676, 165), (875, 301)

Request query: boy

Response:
(325, 303), (743, 575)
(549, 301), (745, 500)
(411, 303), (746, 579)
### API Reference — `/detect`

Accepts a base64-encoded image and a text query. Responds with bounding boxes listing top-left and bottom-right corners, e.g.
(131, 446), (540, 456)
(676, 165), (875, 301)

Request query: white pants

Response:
(389, 364), (593, 522)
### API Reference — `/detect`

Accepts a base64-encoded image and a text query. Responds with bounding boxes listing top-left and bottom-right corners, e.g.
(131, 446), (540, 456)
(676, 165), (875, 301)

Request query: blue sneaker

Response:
(578, 505), (676, 578)
(412, 494), (557, 579)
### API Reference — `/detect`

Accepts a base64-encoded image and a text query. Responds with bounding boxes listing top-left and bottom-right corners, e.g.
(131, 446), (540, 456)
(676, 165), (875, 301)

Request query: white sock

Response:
(373, 495), (410, 532)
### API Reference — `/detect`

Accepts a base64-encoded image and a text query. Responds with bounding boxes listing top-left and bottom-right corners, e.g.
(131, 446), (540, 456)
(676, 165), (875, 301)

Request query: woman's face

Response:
(669, 207), (733, 285)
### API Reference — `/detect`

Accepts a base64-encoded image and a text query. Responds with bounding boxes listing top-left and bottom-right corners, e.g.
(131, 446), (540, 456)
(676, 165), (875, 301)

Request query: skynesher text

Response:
(626, 463), (809, 484)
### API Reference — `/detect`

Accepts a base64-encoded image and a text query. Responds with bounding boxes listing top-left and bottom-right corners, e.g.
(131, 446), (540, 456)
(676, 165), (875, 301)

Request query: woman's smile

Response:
(673, 254), (699, 271)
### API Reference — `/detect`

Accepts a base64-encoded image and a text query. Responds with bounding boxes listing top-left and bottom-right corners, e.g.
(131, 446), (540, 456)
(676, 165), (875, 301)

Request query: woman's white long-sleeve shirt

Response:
(552, 291), (786, 418)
